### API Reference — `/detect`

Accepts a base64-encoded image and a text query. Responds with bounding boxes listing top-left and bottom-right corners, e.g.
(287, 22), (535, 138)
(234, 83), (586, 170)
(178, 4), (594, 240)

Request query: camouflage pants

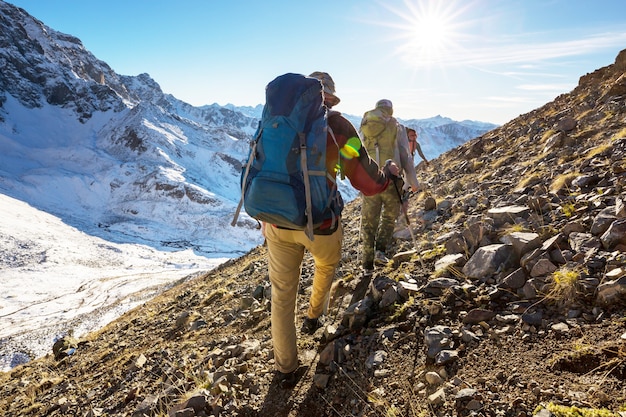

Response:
(360, 184), (402, 268)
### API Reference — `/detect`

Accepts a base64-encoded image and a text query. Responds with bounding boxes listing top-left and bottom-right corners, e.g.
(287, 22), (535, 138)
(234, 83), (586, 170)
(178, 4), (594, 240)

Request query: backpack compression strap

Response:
(231, 133), (260, 228)
(326, 126), (340, 231)
(299, 131), (315, 240)
(301, 126), (340, 240)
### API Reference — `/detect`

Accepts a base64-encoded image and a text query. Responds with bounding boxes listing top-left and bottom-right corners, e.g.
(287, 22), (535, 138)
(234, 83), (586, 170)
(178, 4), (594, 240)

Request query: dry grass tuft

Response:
(550, 172), (580, 194)
(544, 265), (584, 308)
(419, 245), (446, 262)
(541, 129), (558, 143)
(518, 172), (544, 189)
(614, 127), (626, 139)
(559, 202), (577, 218)
(536, 402), (621, 417)
(585, 143), (613, 159)
(498, 223), (529, 238)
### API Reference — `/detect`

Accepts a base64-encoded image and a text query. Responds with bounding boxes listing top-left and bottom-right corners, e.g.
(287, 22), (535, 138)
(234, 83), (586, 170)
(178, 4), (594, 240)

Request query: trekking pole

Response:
(391, 179), (426, 270)
(356, 193), (363, 265)
(393, 181), (418, 247)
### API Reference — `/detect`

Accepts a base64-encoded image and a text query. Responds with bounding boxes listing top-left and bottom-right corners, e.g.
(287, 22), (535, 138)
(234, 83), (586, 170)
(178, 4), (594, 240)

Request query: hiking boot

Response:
(374, 250), (389, 265)
(301, 317), (322, 335)
(276, 370), (299, 389)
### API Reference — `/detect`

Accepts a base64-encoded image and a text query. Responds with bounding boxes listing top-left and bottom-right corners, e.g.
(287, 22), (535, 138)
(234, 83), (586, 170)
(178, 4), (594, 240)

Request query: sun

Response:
(411, 14), (451, 53)
(390, 0), (465, 67)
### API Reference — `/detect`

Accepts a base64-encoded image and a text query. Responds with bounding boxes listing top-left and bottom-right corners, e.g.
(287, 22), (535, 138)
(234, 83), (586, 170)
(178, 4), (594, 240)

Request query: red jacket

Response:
(313, 111), (390, 232)
(327, 111), (391, 196)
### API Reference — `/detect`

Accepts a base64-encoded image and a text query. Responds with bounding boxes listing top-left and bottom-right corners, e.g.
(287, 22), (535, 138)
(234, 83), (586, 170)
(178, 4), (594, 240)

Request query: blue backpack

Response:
(231, 73), (342, 240)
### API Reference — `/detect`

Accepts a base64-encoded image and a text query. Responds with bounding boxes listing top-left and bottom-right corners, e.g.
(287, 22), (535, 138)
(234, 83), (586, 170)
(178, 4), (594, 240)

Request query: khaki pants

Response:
(265, 224), (343, 373)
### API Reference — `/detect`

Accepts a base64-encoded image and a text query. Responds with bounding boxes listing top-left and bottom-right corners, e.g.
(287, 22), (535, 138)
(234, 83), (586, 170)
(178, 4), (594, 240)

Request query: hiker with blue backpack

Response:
(359, 99), (420, 274)
(232, 72), (399, 389)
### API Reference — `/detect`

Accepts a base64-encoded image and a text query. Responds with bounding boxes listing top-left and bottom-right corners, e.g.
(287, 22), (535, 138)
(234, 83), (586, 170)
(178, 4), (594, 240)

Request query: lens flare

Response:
(340, 137), (362, 159)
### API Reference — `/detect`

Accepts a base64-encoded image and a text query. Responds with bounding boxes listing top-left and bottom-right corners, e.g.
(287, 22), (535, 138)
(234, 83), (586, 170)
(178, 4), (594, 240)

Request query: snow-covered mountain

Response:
(403, 115), (498, 161)
(0, 1), (262, 257)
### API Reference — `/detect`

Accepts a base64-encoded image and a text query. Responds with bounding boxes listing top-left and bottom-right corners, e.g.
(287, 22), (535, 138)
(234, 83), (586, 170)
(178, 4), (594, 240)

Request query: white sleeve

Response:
(395, 125), (419, 189)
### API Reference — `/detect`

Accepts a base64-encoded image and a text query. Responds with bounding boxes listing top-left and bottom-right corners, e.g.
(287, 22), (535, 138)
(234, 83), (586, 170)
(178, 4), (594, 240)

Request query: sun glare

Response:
(411, 14), (451, 55)
(388, 0), (466, 67)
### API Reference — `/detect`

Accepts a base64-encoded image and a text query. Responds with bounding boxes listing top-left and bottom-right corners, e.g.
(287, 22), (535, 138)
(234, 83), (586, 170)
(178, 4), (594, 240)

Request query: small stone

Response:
(134, 354), (147, 369)
(435, 349), (459, 365)
(313, 373), (330, 388)
(466, 399), (483, 410)
(174, 408), (195, 417)
(551, 322), (569, 333)
(365, 350), (387, 369)
(463, 308), (496, 324)
(425, 371), (444, 385)
(374, 369), (392, 378)
(428, 388), (446, 405)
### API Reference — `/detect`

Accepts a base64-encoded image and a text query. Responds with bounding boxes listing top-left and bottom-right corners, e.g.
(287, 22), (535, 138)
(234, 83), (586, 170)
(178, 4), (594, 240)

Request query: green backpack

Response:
(360, 108), (398, 165)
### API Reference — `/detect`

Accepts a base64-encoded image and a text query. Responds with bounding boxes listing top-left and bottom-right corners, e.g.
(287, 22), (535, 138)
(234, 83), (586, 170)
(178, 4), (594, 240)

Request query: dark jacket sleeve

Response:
(327, 112), (390, 196)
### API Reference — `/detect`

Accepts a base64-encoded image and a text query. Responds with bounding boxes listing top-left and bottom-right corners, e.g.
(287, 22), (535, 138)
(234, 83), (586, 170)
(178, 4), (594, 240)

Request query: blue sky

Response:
(7, 0), (626, 125)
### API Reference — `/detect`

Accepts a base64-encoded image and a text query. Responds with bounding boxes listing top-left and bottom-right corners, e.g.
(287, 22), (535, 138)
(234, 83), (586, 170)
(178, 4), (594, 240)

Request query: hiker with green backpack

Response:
(359, 99), (420, 274)
(234, 72), (399, 388)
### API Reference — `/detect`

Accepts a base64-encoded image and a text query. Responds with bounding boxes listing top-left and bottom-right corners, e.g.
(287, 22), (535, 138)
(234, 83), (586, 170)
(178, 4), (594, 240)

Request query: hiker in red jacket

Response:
(263, 71), (398, 388)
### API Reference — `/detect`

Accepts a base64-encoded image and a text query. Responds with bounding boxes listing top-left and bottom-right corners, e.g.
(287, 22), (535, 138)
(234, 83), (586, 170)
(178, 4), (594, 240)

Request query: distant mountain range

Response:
(0, 1), (497, 258)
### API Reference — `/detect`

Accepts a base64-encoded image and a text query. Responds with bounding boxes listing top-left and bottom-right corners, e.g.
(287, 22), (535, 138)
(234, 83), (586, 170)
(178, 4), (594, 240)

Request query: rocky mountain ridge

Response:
(1, 43), (625, 417)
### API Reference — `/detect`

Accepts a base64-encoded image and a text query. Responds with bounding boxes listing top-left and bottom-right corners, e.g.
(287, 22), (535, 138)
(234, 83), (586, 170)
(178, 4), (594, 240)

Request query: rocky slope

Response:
(1, 50), (626, 417)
